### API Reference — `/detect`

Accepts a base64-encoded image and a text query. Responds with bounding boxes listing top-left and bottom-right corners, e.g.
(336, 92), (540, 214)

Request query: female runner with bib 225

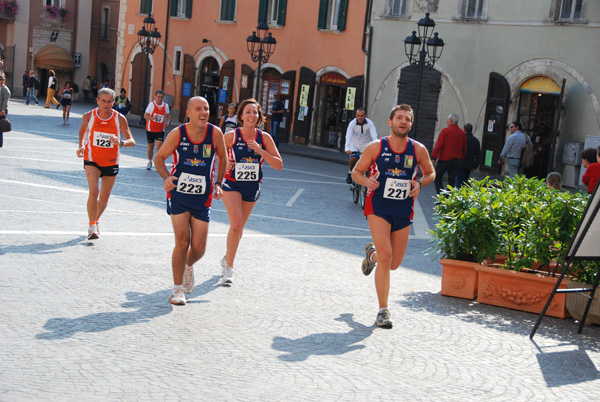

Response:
(220, 98), (283, 284)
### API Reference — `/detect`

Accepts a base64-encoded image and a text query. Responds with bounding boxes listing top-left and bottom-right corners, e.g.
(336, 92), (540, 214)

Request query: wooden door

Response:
(292, 67), (316, 144)
(178, 54), (195, 123)
(480, 72), (511, 173)
(397, 66), (441, 151)
(217, 59), (235, 120)
(239, 64), (255, 103)
(130, 53), (151, 116)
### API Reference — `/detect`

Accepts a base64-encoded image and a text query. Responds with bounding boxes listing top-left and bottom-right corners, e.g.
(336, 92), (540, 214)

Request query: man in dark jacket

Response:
(456, 123), (481, 188)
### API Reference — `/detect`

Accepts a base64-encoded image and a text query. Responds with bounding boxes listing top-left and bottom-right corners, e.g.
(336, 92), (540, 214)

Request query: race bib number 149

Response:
(383, 178), (411, 200)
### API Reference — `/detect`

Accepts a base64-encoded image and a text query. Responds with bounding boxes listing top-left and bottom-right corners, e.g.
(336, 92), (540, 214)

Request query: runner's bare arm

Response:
(212, 126), (227, 200)
(154, 126), (181, 191)
(252, 132), (282, 170)
(351, 141), (379, 191)
(117, 113), (135, 148)
(409, 140), (435, 199)
(76, 111), (92, 157)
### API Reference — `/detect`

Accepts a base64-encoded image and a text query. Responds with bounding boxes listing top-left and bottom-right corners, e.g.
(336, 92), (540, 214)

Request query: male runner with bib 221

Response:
(351, 104), (435, 329)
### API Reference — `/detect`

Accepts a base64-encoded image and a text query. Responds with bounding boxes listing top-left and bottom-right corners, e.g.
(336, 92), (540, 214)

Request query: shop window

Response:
(457, 0), (487, 21)
(170, 0), (192, 18)
(551, 0), (586, 22)
(258, 0), (287, 26)
(220, 0), (236, 22)
(383, 0), (410, 18)
(140, 0), (153, 15)
(318, 0), (348, 31)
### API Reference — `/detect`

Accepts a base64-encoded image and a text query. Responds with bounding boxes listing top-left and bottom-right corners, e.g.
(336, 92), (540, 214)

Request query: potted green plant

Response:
(475, 175), (588, 318)
(428, 177), (501, 299)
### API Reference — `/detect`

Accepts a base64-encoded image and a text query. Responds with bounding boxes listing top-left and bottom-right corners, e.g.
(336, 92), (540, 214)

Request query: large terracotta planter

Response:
(475, 264), (569, 318)
(440, 258), (479, 300)
(566, 279), (600, 325)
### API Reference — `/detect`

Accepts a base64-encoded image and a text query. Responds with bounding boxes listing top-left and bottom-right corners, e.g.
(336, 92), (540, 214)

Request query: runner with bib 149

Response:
(351, 104), (435, 329)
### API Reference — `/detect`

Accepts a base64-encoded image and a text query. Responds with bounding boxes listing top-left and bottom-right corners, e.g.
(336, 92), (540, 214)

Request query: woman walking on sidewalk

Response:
(220, 98), (283, 284)
(59, 81), (73, 125)
(45, 70), (60, 109)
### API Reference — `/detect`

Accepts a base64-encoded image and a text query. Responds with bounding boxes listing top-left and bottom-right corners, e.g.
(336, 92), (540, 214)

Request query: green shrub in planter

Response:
(428, 177), (501, 263)
(494, 175), (588, 272)
(429, 175), (589, 270)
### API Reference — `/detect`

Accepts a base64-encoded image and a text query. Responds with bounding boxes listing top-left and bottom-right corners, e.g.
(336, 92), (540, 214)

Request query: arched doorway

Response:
(516, 76), (564, 178)
(197, 57), (220, 124)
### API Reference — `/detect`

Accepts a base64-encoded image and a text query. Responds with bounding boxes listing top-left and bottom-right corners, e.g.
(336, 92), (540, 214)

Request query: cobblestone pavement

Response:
(1, 99), (600, 401)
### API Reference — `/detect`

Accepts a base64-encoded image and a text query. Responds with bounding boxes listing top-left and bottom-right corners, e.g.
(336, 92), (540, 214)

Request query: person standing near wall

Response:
(22, 71), (28, 97)
(431, 113), (466, 194)
(498, 121), (527, 177)
(82, 76), (91, 103)
(25, 71), (40, 106)
(269, 93), (284, 147)
(45, 70), (60, 109)
(455, 123), (480, 188)
(0, 73), (11, 148)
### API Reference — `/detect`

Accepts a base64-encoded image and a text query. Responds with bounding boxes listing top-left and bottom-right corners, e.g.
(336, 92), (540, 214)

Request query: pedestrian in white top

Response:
(344, 108), (378, 184)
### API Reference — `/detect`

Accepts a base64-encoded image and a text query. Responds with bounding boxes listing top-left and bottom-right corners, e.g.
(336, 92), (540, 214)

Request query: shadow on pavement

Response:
(398, 291), (600, 386)
(0, 236), (87, 255)
(272, 313), (374, 362)
(36, 276), (221, 340)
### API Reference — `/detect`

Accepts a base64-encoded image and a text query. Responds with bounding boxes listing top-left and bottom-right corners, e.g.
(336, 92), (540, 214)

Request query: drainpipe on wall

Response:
(361, 0), (373, 112)
(161, 0), (170, 91)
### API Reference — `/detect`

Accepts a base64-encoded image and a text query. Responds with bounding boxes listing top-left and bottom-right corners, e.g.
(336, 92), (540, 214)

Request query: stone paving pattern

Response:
(1, 100), (600, 401)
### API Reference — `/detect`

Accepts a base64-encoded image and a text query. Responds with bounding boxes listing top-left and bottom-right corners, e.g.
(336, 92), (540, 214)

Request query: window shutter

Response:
(221, 0), (236, 21)
(185, 0), (192, 18)
(317, 0), (328, 29)
(140, 0), (152, 15)
(258, 0), (268, 23)
(337, 0), (348, 31)
(170, 0), (178, 17)
(277, 0), (287, 26)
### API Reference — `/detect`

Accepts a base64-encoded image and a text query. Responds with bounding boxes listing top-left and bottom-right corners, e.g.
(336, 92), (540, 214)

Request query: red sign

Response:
(320, 72), (347, 86)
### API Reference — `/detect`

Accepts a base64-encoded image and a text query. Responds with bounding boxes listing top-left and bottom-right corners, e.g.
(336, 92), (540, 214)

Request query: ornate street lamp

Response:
(403, 13), (444, 140)
(246, 21), (277, 101)
(137, 14), (161, 125)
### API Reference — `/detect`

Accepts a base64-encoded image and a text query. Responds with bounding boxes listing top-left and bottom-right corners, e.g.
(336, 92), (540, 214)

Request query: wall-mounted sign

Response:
(299, 84), (310, 107)
(320, 72), (347, 86)
(182, 82), (191, 97)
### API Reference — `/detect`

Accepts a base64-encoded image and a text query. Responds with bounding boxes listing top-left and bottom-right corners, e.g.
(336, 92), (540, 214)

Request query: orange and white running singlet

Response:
(146, 101), (169, 133)
(83, 109), (121, 167)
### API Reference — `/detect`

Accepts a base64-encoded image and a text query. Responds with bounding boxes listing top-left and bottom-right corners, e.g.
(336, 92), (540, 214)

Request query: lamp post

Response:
(137, 14), (161, 125)
(246, 21), (277, 101)
(403, 13), (444, 140)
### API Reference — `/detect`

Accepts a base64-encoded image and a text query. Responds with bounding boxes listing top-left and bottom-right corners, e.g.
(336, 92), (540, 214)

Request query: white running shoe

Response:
(146, 161), (152, 170)
(183, 266), (195, 294)
(170, 286), (186, 305)
(87, 224), (99, 240)
(221, 256), (233, 284)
